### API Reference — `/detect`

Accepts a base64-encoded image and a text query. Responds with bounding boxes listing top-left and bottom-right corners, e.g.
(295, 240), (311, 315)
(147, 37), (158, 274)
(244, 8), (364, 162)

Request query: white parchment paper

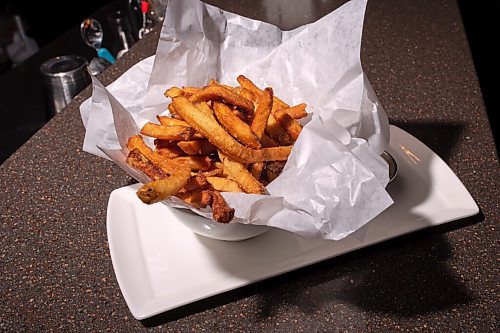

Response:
(80, 0), (393, 240)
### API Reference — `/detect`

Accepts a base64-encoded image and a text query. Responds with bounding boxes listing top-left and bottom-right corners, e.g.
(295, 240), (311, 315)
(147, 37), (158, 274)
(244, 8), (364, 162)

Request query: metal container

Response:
(40, 55), (90, 119)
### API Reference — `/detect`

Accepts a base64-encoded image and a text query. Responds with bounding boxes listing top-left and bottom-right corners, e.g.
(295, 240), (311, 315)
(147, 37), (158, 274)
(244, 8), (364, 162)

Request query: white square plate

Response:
(107, 125), (479, 319)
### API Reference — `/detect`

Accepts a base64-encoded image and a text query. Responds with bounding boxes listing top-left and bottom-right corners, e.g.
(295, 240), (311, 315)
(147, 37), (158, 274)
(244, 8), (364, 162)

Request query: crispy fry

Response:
(207, 177), (243, 192)
(248, 162), (264, 180)
(273, 108), (303, 140)
(194, 101), (216, 121)
(154, 139), (174, 149)
(219, 153), (264, 194)
(127, 135), (185, 175)
(140, 122), (195, 141)
(260, 145), (292, 161)
(231, 108), (244, 120)
(237, 74), (289, 111)
(153, 139), (185, 158)
(234, 87), (257, 102)
(167, 103), (178, 116)
(156, 146), (185, 159)
(199, 167), (224, 177)
(182, 86), (200, 95)
(179, 172), (209, 193)
(201, 190), (234, 223)
(126, 149), (167, 181)
(286, 103), (307, 119)
(265, 161), (286, 182)
(213, 101), (261, 149)
(173, 155), (213, 171)
(164, 87), (183, 98)
(266, 114), (294, 145)
(189, 85), (254, 113)
(156, 116), (190, 127)
(172, 96), (292, 163)
(251, 87), (273, 140)
(175, 190), (206, 208)
(136, 170), (190, 204)
(177, 140), (217, 155)
(260, 134), (279, 147)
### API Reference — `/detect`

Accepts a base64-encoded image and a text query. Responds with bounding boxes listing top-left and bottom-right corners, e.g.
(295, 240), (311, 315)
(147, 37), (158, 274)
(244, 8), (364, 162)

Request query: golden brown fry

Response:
(266, 114), (294, 145)
(237, 74), (289, 111)
(127, 135), (185, 175)
(260, 134), (279, 147)
(251, 87), (273, 140)
(154, 139), (185, 158)
(206, 177), (243, 192)
(219, 153), (264, 194)
(210, 80), (257, 103)
(260, 145), (292, 161)
(182, 86), (200, 95)
(172, 96), (292, 163)
(234, 87), (257, 102)
(285, 103), (307, 119)
(156, 146), (185, 159)
(248, 162), (264, 180)
(167, 103), (178, 116)
(179, 172), (209, 193)
(199, 167), (224, 177)
(175, 190), (206, 208)
(265, 161), (286, 182)
(202, 190), (235, 223)
(126, 149), (167, 181)
(177, 140), (217, 155)
(136, 170), (190, 204)
(189, 85), (254, 113)
(213, 101), (261, 149)
(177, 188), (234, 223)
(140, 122), (195, 141)
(173, 156), (213, 171)
(273, 108), (303, 140)
(156, 116), (189, 127)
(194, 101), (216, 120)
(164, 87), (183, 98)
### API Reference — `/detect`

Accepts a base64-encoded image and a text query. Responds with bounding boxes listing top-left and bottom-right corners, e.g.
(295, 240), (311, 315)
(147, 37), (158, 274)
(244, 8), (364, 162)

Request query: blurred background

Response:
(0, 0), (164, 163)
(0, 0), (497, 164)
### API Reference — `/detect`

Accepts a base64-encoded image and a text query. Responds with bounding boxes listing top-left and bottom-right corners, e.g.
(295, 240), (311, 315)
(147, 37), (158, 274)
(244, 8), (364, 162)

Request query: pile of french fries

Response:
(125, 75), (308, 223)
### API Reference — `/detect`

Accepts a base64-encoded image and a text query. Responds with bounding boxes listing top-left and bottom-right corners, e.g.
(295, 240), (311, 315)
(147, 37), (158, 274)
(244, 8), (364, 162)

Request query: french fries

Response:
(125, 75), (308, 223)
(219, 152), (264, 194)
(189, 84), (254, 113)
(137, 170), (190, 204)
(206, 177), (243, 193)
(213, 101), (261, 149)
(251, 87), (273, 140)
(140, 122), (195, 141)
(272, 108), (303, 140)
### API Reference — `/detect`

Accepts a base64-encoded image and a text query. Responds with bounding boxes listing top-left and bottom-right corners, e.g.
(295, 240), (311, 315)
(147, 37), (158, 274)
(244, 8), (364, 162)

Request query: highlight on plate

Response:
(125, 75), (308, 223)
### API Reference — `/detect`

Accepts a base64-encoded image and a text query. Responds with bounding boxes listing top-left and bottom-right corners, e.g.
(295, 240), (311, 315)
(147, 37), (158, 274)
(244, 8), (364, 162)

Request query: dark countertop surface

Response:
(1, 0), (498, 331)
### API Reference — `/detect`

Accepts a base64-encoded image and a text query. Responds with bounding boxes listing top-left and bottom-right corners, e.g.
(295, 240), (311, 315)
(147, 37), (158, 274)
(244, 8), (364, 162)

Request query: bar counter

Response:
(1, 0), (497, 331)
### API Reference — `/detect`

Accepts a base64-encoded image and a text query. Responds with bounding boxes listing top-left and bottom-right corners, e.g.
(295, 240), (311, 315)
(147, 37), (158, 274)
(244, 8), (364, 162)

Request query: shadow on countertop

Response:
(140, 215), (480, 327)
(458, 0), (499, 157)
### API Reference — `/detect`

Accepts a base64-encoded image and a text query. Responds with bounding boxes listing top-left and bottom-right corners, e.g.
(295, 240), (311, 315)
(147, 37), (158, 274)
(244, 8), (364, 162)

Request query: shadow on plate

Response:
(390, 120), (465, 163)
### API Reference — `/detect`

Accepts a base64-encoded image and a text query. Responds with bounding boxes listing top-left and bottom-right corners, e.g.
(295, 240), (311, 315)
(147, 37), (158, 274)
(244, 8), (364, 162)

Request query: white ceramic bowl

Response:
(166, 205), (270, 241)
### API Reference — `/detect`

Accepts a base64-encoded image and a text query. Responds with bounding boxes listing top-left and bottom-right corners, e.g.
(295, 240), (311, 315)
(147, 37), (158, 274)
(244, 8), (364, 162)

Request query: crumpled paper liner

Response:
(80, 0), (393, 240)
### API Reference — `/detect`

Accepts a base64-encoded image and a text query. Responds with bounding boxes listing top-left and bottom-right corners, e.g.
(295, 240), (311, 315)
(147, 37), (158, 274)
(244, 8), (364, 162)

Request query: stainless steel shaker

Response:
(40, 55), (91, 119)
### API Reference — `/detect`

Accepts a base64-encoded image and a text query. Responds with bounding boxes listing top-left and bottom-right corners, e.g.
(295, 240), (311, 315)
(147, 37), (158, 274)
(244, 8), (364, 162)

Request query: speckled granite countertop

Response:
(1, 0), (498, 331)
